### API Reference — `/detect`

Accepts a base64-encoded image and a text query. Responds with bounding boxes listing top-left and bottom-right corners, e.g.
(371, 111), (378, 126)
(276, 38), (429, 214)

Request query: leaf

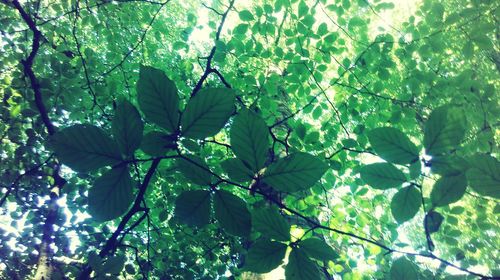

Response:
(112, 99), (144, 157)
(466, 154), (500, 199)
(174, 190), (212, 227)
(220, 158), (254, 183)
(244, 239), (287, 273)
(239, 10), (254, 21)
(177, 156), (213, 185)
(360, 163), (406, 189)
(390, 257), (419, 280)
(214, 190), (251, 237)
(137, 65), (180, 133)
(368, 127), (419, 164)
(425, 211), (444, 233)
(181, 88), (235, 139)
(50, 124), (122, 172)
(285, 247), (320, 280)
(391, 186), (421, 223)
(88, 166), (134, 222)
(140, 131), (176, 156)
(262, 152), (328, 192)
(101, 255), (126, 275)
(299, 237), (339, 261)
(230, 109), (270, 172)
(423, 106), (466, 155)
(252, 207), (290, 241)
(430, 174), (467, 207)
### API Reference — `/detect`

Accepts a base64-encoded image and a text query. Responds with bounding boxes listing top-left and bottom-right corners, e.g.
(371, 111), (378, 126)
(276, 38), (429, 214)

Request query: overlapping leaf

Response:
(230, 109), (270, 172)
(285, 248), (320, 280)
(220, 158), (254, 183)
(368, 127), (419, 164)
(177, 155), (213, 185)
(244, 239), (287, 273)
(430, 174), (467, 207)
(50, 124), (122, 172)
(252, 207), (290, 241)
(262, 152), (328, 192)
(391, 186), (421, 223)
(181, 88), (235, 139)
(112, 99), (143, 157)
(137, 65), (179, 132)
(174, 190), (211, 227)
(390, 257), (419, 280)
(88, 166), (134, 222)
(214, 190), (251, 237)
(360, 163), (406, 189)
(423, 106), (466, 156)
(466, 154), (500, 199)
(299, 237), (339, 262)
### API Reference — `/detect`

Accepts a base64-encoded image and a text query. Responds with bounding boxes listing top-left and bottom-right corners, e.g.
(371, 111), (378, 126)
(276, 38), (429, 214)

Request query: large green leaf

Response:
(50, 124), (122, 172)
(360, 163), (406, 189)
(140, 131), (176, 156)
(285, 247), (320, 280)
(423, 106), (466, 156)
(137, 65), (179, 132)
(88, 166), (134, 222)
(177, 155), (213, 185)
(220, 158), (254, 183)
(430, 174), (467, 207)
(252, 207), (290, 241)
(230, 109), (270, 172)
(181, 88), (235, 139)
(262, 152), (328, 192)
(174, 190), (212, 227)
(391, 186), (421, 223)
(390, 257), (419, 280)
(466, 154), (500, 199)
(245, 239), (287, 273)
(299, 237), (339, 262)
(214, 190), (251, 237)
(368, 127), (419, 164)
(112, 99), (143, 157)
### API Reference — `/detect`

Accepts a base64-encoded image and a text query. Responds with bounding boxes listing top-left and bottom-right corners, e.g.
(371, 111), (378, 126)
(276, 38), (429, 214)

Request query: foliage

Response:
(0, 0), (499, 279)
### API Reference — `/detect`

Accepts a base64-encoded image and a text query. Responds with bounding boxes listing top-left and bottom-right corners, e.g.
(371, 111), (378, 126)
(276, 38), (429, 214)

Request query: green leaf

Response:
(181, 88), (235, 139)
(239, 10), (254, 21)
(466, 154), (500, 199)
(299, 237), (339, 261)
(423, 106), (466, 155)
(368, 127), (419, 164)
(390, 257), (419, 280)
(88, 166), (134, 222)
(137, 65), (180, 133)
(50, 124), (121, 172)
(140, 131), (176, 156)
(101, 255), (126, 275)
(285, 247), (320, 280)
(430, 174), (467, 207)
(174, 190), (212, 227)
(262, 152), (328, 192)
(391, 186), (421, 223)
(230, 109), (270, 172)
(214, 190), (251, 237)
(245, 239), (287, 273)
(177, 156), (213, 185)
(252, 207), (290, 241)
(112, 99), (143, 157)
(425, 211), (444, 233)
(360, 163), (406, 189)
(221, 158), (254, 183)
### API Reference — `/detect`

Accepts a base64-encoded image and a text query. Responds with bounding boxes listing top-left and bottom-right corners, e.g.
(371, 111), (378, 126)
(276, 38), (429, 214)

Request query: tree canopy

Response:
(0, 0), (499, 279)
